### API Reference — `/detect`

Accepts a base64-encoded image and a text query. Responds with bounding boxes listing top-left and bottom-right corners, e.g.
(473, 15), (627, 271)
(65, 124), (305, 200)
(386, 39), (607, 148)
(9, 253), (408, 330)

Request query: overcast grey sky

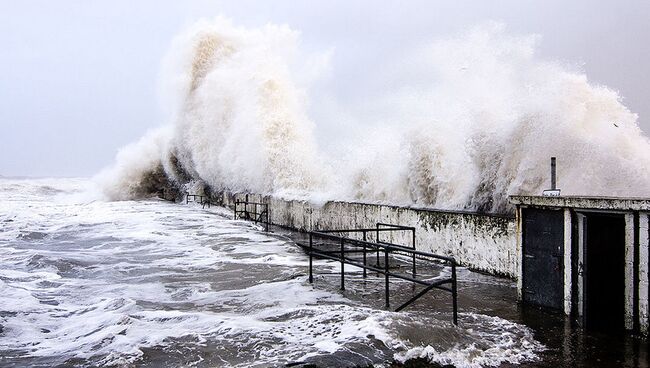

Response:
(1, 0), (648, 177)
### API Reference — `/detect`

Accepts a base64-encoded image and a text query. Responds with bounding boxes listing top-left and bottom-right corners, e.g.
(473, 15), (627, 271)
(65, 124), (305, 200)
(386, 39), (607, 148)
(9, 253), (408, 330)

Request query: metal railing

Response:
(186, 193), (208, 204)
(234, 200), (269, 232)
(185, 193), (216, 209)
(308, 223), (458, 324)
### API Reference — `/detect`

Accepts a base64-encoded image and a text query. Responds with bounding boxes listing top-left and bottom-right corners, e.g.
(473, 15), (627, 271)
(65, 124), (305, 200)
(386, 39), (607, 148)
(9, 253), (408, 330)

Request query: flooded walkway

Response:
(277, 226), (649, 368)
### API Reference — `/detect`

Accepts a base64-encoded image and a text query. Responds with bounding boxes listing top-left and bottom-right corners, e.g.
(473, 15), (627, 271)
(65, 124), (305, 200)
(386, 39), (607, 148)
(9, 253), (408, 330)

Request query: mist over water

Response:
(98, 18), (650, 213)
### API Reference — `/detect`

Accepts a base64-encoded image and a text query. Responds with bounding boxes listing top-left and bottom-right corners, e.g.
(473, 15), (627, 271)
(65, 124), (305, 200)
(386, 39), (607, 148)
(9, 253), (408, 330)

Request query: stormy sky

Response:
(1, 0), (648, 177)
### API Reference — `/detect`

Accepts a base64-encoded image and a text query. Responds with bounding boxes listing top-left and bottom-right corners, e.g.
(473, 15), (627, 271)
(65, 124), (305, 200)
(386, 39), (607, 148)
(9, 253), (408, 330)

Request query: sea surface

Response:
(0, 177), (555, 367)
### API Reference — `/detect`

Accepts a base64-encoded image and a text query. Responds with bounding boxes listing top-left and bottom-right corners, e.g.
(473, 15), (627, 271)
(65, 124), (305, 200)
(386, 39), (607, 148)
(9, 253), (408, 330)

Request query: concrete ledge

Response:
(219, 192), (517, 277)
(510, 195), (650, 211)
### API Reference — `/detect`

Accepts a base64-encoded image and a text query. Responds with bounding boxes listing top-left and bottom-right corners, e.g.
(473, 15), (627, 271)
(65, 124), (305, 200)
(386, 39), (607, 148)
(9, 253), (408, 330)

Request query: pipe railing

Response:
(308, 223), (458, 325)
(234, 200), (269, 232)
(185, 193), (218, 209)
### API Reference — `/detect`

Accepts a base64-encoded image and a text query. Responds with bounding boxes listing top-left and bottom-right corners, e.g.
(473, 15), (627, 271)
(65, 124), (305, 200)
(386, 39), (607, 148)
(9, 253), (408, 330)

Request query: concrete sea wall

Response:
(216, 192), (517, 277)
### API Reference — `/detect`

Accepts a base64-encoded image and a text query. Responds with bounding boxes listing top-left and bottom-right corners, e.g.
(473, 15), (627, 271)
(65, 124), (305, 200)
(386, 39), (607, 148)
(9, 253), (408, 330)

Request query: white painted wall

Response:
(221, 192), (518, 277)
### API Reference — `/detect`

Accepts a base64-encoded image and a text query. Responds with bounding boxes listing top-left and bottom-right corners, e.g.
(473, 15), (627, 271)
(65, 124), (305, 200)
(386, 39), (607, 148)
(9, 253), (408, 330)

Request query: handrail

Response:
(376, 222), (416, 230)
(185, 193), (219, 209)
(234, 199), (269, 232)
(318, 228), (413, 233)
(308, 223), (458, 325)
(234, 200), (267, 206)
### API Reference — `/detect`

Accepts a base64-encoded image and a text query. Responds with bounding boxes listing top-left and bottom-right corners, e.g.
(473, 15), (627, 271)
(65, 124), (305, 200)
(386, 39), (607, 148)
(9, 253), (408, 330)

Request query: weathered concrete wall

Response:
(218, 192), (517, 277)
(625, 213), (636, 330)
(640, 212), (649, 335)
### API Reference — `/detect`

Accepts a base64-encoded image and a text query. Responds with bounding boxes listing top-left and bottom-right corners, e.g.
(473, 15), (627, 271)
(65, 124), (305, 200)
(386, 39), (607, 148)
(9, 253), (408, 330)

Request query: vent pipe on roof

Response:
(551, 157), (557, 190)
(543, 157), (561, 197)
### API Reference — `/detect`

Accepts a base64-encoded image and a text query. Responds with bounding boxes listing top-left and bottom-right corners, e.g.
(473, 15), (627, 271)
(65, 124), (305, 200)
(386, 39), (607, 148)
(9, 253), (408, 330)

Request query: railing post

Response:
(452, 261), (458, 325)
(385, 247), (390, 308)
(376, 224), (380, 267)
(265, 204), (269, 232)
(304, 224), (458, 323)
(412, 228), (416, 277)
(340, 238), (345, 291)
(362, 230), (367, 278)
(243, 195), (248, 219)
(309, 233), (313, 284)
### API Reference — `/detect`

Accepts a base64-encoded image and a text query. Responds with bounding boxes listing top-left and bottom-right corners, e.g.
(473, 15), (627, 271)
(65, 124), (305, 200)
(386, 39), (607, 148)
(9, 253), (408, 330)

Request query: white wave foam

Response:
(97, 19), (650, 213)
(1, 178), (545, 366)
(94, 126), (174, 201)
(394, 313), (545, 368)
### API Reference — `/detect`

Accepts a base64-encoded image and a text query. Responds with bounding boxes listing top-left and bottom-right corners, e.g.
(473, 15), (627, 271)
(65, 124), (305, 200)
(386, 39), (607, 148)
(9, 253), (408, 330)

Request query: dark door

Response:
(522, 208), (564, 309)
(583, 213), (626, 332)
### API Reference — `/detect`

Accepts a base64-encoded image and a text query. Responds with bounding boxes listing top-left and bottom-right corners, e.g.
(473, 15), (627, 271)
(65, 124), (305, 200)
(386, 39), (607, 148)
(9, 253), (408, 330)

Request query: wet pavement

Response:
(277, 226), (649, 368)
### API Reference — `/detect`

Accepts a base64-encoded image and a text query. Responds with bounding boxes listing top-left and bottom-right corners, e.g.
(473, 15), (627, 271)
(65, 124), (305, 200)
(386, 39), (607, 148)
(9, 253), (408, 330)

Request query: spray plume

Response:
(97, 19), (650, 214)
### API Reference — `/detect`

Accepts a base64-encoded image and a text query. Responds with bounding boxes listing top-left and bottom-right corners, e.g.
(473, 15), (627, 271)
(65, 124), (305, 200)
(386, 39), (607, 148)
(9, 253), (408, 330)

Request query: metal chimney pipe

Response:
(551, 157), (557, 190)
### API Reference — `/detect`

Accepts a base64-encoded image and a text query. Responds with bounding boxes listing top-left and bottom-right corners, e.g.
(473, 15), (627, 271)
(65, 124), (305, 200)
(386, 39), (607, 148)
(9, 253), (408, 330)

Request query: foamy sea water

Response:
(0, 178), (543, 367)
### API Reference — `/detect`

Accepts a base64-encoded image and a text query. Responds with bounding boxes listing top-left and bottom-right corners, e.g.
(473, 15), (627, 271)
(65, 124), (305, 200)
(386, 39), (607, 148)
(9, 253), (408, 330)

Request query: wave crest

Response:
(97, 19), (650, 213)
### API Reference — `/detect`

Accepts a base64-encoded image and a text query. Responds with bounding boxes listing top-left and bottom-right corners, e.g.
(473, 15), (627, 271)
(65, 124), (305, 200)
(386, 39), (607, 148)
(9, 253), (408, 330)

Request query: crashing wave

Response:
(97, 18), (650, 214)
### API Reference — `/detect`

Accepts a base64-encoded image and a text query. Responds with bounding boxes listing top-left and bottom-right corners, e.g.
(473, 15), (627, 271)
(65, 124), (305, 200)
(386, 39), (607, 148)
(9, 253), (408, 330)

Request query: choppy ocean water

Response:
(0, 178), (544, 367)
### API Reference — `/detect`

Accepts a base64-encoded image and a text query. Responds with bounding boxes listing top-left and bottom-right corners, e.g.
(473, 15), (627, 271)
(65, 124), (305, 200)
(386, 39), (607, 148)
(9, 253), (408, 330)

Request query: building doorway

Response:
(522, 208), (564, 310)
(582, 213), (626, 332)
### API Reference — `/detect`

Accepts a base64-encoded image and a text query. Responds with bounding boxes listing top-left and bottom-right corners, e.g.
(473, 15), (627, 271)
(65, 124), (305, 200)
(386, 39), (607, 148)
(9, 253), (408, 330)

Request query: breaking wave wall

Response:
(96, 18), (650, 213)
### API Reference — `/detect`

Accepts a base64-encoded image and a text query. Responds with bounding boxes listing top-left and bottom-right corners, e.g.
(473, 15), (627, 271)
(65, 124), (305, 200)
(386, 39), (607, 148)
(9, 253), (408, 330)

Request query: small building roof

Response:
(509, 195), (650, 211)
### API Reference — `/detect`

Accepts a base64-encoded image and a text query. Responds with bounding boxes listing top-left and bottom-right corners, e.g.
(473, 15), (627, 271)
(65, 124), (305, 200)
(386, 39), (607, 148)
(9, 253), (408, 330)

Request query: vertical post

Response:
(362, 230), (367, 278)
(309, 233), (313, 284)
(551, 157), (557, 190)
(340, 238), (345, 290)
(245, 194), (250, 219)
(233, 201), (237, 220)
(412, 228), (416, 277)
(265, 204), (269, 232)
(376, 224), (380, 267)
(385, 247), (390, 308)
(452, 261), (458, 325)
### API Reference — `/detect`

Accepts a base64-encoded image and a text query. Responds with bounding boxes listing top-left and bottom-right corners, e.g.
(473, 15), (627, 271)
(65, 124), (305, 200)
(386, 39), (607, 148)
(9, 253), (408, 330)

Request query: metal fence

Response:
(308, 223), (458, 324)
(234, 200), (270, 232)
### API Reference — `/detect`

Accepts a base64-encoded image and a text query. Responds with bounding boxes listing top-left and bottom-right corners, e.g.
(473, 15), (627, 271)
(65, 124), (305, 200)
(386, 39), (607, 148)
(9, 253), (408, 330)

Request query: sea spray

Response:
(162, 18), (326, 197)
(96, 126), (174, 201)
(97, 19), (650, 213)
(97, 18), (327, 201)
